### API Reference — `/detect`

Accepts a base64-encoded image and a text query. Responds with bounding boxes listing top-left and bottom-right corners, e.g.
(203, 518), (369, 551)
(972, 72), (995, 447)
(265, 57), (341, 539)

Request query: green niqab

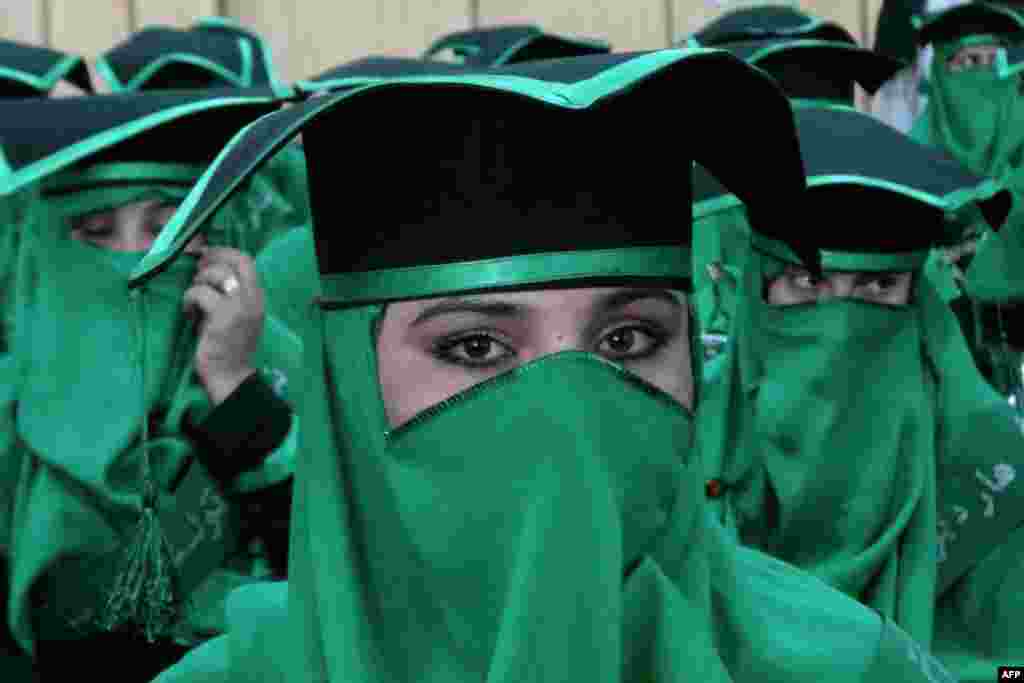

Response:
(699, 242), (939, 645)
(1, 174), (300, 657)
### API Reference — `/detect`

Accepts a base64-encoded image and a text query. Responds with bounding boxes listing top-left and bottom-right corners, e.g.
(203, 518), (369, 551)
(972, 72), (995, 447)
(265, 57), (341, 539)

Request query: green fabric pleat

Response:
(911, 41), (1024, 189)
(911, 38), (1024, 410)
(255, 225), (318, 344)
(0, 191), (300, 657)
(691, 205), (748, 337)
(699, 247), (939, 646)
(912, 39), (1024, 305)
(966, 216), (1024, 301)
(153, 291), (955, 683)
(700, 241), (1024, 678)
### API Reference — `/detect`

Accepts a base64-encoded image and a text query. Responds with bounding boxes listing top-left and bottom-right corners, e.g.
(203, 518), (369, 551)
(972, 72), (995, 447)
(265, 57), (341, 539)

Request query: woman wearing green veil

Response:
(142, 50), (951, 683)
(689, 36), (905, 352)
(910, 2), (1024, 403)
(0, 90), (302, 682)
(697, 101), (1021, 682)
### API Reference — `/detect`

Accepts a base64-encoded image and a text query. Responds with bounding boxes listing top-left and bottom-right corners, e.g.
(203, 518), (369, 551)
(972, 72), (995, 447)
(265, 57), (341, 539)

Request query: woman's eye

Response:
(435, 334), (514, 367)
(789, 272), (818, 290)
(74, 222), (112, 239)
(861, 277), (898, 296)
(597, 325), (664, 360)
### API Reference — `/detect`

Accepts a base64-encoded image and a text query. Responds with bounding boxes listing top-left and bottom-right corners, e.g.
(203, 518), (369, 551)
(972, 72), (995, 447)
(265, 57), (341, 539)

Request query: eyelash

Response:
(789, 273), (900, 293)
(431, 323), (670, 370)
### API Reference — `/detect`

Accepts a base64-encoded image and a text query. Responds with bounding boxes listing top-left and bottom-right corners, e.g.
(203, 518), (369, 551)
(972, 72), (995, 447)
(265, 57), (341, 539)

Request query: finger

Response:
(183, 284), (224, 320)
(194, 264), (240, 295)
(199, 247), (256, 288)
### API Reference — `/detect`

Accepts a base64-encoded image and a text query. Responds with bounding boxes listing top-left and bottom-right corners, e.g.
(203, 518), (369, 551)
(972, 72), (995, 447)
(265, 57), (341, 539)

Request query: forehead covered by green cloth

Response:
(0, 89), (304, 255)
(692, 101), (1010, 336)
(148, 50), (952, 683)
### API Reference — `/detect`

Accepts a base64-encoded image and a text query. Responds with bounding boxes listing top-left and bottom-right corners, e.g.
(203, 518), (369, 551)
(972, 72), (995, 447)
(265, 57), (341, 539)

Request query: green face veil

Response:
(698, 106), (1024, 679)
(0, 90), (305, 656)
(143, 51), (952, 683)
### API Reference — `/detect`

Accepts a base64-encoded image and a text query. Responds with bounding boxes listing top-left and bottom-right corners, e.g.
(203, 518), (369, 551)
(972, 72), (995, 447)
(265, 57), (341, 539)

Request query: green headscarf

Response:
(700, 231), (1024, 680)
(0, 171), (301, 658)
(911, 37), (1024, 198)
(911, 29), (1024, 407)
(255, 226), (318, 343)
(700, 240), (940, 645)
(147, 51), (953, 683)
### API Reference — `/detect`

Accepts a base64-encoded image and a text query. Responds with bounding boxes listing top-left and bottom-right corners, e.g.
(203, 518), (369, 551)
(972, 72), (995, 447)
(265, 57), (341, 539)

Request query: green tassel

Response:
(96, 480), (184, 642)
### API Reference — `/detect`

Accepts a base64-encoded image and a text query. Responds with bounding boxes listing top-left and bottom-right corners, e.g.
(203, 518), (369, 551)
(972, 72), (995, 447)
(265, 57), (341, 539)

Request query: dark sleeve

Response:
(185, 371), (293, 486)
(184, 372), (294, 578)
(236, 479), (293, 578)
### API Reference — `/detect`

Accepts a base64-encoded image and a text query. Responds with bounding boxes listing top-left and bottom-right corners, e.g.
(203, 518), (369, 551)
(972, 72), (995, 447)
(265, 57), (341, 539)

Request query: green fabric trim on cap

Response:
(93, 54), (125, 91)
(913, 3), (1024, 41)
(693, 193), (746, 219)
(316, 246), (691, 306)
(789, 99), (861, 114)
(195, 16), (291, 97)
(300, 47), (701, 99)
(696, 170), (1005, 219)
(946, 33), (1008, 50)
(746, 38), (863, 65)
(491, 34), (611, 66)
(995, 46), (1024, 78)
(0, 54), (82, 91)
(0, 144), (12, 177)
(41, 162), (200, 195)
(102, 42), (255, 92)
(41, 54), (84, 89)
(493, 35), (540, 65)
(807, 174), (1001, 211)
(0, 95), (277, 196)
(788, 96), (851, 108)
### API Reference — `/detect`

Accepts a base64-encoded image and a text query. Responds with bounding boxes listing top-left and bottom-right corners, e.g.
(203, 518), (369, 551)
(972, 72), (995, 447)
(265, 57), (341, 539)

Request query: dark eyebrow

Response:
(410, 288), (683, 328)
(411, 297), (528, 327)
(592, 288), (682, 313)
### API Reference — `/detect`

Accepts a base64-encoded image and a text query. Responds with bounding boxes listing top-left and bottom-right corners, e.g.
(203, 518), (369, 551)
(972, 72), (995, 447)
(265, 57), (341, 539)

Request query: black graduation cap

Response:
(688, 5), (857, 47)
(298, 56), (472, 93)
(95, 17), (288, 95)
(719, 38), (906, 102)
(913, 1), (1024, 46)
(874, 0), (927, 63)
(0, 89), (284, 195)
(694, 104), (1012, 260)
(0, 38), (92, 97)
(130, 49), (812, 290)
(422, 25), (611, 66)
